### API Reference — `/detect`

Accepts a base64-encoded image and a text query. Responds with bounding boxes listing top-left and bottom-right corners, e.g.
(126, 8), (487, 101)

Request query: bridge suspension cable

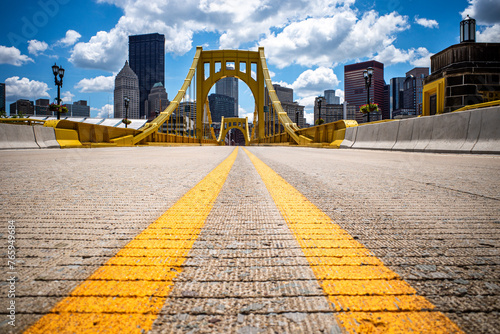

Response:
(259, 48), (310, 145)
(133, 48), (202, 144)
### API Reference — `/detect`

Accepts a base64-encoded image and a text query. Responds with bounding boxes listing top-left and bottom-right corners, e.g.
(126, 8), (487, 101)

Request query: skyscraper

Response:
(114, 60), (140, 119)
(403, 67), (429, 115)
(208, 93), (235, 123)
(389, 77), (405, 118)
(344, 60), (384, 123)
(324, 89), (340, 105)
(129, 33), (165, 118)
(146, 82), (169, 120)
(216, 75), (238, 117)
(0, 83), (5, 114)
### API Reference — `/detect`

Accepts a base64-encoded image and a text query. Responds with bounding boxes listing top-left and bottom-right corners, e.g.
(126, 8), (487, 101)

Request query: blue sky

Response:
(1, 0), (499, 123)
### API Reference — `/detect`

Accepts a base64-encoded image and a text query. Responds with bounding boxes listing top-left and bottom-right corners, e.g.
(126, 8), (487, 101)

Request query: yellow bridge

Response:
(1, 47), (357, 148)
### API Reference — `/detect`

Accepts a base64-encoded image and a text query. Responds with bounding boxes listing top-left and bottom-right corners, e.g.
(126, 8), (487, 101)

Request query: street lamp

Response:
(363, 67), (374, 122)
(52, 63), (65, 120)
(123, 97), (130, 128)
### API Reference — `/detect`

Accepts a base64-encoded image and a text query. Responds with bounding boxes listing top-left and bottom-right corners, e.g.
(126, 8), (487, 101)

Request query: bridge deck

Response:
(0, 147), (498, 333)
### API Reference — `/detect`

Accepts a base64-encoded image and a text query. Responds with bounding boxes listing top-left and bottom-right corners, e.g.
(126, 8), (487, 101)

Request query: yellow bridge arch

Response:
(217, 117), (250, 145)
(129, 46), (312, 146)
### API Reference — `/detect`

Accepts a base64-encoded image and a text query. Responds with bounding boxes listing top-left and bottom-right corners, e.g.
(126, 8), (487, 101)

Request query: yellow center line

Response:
(243, 148), (463, 334)
(25, 148), (238, 334)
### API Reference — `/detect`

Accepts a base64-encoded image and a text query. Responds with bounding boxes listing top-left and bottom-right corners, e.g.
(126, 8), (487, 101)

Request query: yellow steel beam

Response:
(25, 148), (238, 333)
(243, 148), (464, 334)
(133, 48), (202, 144)
(259, 48), (311, 145)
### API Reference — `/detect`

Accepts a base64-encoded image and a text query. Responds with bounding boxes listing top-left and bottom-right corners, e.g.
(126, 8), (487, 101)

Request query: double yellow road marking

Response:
(25, 148), (238, 333)
(26, 147), (463, 333)
(244, 148), (463, 333)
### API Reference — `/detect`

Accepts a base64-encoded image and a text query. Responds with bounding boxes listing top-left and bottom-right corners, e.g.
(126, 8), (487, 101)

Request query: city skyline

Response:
(0, 0), (498, 124)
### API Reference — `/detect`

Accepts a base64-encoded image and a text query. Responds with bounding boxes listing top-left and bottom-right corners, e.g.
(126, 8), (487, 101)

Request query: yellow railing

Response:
(453, 99), (500, 112)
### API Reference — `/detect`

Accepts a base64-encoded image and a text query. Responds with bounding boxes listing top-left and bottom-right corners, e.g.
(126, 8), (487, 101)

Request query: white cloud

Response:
(238, 105), (254, 121)
(259, 10), (409, 68)
(291, 67), (340, 98)
(477, 24), (500, 42)
(462, 0), (500, 25)
(61, 91), (75, 103)
(92, 104), (114, 118)
(70, 29), (128, 71)
(410, 47), (433, 67)
(27, 40), (49, 56)
(75, 75), (115, 93)
(57, 30), (82, 47)
(414, 16), (439, 28)
(374, 45), (433, 67)
(0, 45), (33, 66)
(5, 76), (50, 101)
(69, 0), (375, 72)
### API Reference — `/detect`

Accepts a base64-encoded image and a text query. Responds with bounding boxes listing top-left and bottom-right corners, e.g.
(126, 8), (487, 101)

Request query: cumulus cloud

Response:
(75, 75), (115, 93)
(69, 0), (369, 72)
(5, 76), (50, 101)
(61, 91), (75, 103)
(414, 16), (439, 28)
(461, 0), (500, 25)
(259, 10), (409, 68)
(57, 30), (82, 47)
(477, 24), (500, 42)
(70, 29), (128, 71)
(238, 105), (254, 121)
(291, 67), (340, 98)
(374, 45), (433, 67)
(92, 104), (114, 118)
(27, 40), (49, 56)
(0, 46), (33, 66)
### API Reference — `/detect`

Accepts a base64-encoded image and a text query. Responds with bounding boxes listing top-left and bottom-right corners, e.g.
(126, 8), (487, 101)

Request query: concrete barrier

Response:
(372, 121), (400, 150)
(0, 123), (39, 149)
(339, 106), (499, 154)
(340, 126), (357, 148)
(34, 126), (60, 149)
(392, 118), (416, 151)
(472, 106), (500, 154)
(352, 123), (379, 149)
(411, 116), (435, 152)
(424, 110), (470, 153)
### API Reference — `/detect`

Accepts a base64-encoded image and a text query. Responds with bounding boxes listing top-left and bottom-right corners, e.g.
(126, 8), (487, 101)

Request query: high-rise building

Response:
(0, 83), (5, 114)
(389, 77), (405, 118)
(403, 67), (429, 115)
(114, 60), (140, 119)
(67, 100), (90, 117)
(209, 93), (235, 123)
(35, 99), (50, 116)
(216, 74), (238, 117)
(146, 82), (169, 120)
(324, 89), (340, 105)
(10, 99), (34, 116)
(265, 84), (306, 128)
(383, 84), (390, 119)
(129, 33), (165, 118)
(344, 60), (384, 123)
(314, 96), (357, 124)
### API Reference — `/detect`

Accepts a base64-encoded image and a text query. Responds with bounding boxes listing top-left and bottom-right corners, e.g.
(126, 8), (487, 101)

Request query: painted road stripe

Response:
(244, 148), (463, 334)
(25, 148), (238, 334)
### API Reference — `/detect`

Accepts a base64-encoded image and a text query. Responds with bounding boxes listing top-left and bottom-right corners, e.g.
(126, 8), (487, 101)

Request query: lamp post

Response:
(363, 67), (374, 122)
(51, 63), (65, 120)
(123, 97), (130, 128)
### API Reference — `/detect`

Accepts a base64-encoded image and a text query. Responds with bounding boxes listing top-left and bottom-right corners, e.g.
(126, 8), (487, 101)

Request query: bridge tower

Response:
(195, 47), (265, 141)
